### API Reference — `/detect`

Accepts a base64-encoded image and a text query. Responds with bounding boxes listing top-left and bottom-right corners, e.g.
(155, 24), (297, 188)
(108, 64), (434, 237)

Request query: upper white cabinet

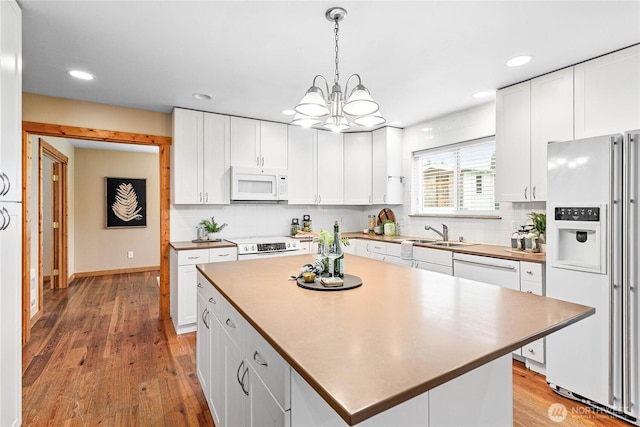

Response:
(372, 127), (403, 205)
(288, 127), (343, 205)
(496, 67), (574, 202)
(230, 117), (288, 169)
(287, 126), (317, 205)
(530, 67), (575, 202)
(171, 108), (230, 204)
(496, 81), (531, 202)
(316, 131), (344, 205)
(575, 45), (640, 138)
(343, 133), (372, 205)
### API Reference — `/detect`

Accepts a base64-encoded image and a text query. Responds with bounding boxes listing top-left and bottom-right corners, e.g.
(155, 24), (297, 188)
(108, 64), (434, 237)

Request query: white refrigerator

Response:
(546, 130), (639, 424)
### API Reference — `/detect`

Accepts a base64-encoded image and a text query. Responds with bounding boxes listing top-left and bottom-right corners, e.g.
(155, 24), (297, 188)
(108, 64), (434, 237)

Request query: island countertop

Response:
(197, 254), (593, 425)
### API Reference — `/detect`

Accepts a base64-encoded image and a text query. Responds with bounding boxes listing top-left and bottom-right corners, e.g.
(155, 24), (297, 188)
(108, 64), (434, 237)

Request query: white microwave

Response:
(231, 166), (288, 201)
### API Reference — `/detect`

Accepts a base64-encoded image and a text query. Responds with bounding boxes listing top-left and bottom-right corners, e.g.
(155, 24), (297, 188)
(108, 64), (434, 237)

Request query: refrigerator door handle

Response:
(622, 132), (634, 414)
(608, 136), (619, 407)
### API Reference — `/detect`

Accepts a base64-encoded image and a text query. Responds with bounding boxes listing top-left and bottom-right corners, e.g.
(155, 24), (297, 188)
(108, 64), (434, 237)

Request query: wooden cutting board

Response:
(376, 208), (395, 225)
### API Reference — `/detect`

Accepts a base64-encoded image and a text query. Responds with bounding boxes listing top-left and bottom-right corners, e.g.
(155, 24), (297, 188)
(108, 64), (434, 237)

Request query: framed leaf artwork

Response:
(105, 177), (147, 228)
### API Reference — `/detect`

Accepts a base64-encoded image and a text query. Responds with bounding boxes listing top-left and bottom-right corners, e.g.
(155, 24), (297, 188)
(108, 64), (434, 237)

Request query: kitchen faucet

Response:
(425, 224), (448, 241)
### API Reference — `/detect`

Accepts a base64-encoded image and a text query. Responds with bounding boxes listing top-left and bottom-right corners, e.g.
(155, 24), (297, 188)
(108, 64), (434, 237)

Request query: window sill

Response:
(409, 214), (502, 220)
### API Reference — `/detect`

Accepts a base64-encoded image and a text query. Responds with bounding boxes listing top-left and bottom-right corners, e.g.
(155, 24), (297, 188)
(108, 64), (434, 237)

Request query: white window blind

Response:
(412, 137), (497, 215)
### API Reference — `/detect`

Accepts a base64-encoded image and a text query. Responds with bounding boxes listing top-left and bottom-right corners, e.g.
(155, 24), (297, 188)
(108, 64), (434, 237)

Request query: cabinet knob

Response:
(226, 318), (236, 328)
(197, 282), (203, 288)
(526, 290), (533, 294)
(528, 348), (535, 353)
(526, 270), (533, 275)
(209, 297), (216, 304)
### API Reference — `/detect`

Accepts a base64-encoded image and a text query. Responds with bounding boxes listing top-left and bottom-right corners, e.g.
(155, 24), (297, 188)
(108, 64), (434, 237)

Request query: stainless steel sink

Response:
(424, 241), (475, 248)
(392, 238), (437, 244)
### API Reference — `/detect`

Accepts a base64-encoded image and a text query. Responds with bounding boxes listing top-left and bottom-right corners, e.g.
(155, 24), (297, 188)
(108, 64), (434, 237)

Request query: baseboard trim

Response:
(73, 266), (160, 279)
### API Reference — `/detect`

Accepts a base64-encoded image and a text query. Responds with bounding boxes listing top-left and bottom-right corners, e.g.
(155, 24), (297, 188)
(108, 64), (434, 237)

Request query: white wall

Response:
(394, 102), (544, 246)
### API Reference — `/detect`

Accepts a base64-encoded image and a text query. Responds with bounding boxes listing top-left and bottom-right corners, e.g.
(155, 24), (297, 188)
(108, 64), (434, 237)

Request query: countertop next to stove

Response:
(170, 240), (236, 251)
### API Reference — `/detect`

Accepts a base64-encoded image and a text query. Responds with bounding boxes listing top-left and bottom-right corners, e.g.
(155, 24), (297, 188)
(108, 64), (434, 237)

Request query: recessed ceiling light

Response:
(506, 55), (533, 67)
(472, 91), (492, 99)
(388, 120), (402, 126)
(282, 109), (296, 116)
(192, 93), (212, 101)
(68, 70), (95, 80)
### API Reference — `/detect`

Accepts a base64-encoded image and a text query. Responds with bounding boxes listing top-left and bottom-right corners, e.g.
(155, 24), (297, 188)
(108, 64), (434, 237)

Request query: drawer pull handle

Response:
(236, 360), (245, 387)
(526, 290), (533, 294)
(218, 253), (229, 257)
(187, 256), (200, 259)
(253, 351), (268, 367)
(528, 348), (535, 353)
(197, 283), (203, 288)
(226, 318), (236, 328)
(526, 270), (533, 275)
(454, 258), (516, 271)
(240, 366), (249, 396)
(209, 297), (216, 304)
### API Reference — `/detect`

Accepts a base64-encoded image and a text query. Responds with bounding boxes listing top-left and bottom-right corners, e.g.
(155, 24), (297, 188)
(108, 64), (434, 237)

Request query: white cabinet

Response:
(0, 1), (22, 425)
(530, 67), (574, 202)
(496, 81), (531, 202)
(172, 108), (231, 204)
(231, 117), (288, 169)
(496, 67), (574, 202)
(413, 246), (453, 276)
(372, 127), (403, 205)
(575, 45), (640, 138)
(170, 246), (237, 334)
(519, 262), (545, 365)
(287, 126), (317, 205)
(287, 128), (343, 205)
(0, 202), (21, 427)
(316, 131), (344, 205)
(343, 133), (372, 205)
(199, 275), (291, 427)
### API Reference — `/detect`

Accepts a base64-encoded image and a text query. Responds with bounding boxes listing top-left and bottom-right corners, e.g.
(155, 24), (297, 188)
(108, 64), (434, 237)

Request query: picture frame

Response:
(105, 177), (147, 228)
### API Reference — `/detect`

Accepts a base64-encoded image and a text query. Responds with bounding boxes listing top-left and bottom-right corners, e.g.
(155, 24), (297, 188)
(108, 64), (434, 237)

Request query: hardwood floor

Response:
(23, 272), (630, 426)
(22, 272), (213, 426)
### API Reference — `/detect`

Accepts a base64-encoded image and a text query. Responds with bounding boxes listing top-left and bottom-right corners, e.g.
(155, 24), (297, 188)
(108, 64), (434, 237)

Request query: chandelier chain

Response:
(333, 19), (340, 86)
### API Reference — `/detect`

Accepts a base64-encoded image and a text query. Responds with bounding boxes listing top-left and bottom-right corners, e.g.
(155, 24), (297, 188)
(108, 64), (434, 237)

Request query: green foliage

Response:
(199, 216), (228, 233)
(318, 229), (350, 246)
(528, 212), (546, 236)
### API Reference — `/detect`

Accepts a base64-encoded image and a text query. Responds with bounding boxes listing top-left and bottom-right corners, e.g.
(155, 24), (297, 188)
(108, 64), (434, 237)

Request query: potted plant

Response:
(199, 216), (227, 241)
(528, 212), (546, 251)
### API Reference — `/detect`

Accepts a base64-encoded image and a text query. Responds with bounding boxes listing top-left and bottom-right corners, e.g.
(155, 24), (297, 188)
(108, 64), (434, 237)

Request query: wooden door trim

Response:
(22, 122), (172, 344)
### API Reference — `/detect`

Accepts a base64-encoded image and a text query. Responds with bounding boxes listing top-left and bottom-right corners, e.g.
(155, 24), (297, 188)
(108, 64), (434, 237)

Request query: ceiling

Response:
(19, 1), (640, 131)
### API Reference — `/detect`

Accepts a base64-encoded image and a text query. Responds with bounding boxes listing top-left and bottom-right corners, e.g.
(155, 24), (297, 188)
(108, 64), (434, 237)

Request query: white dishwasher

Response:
(452, 253), (519, 290)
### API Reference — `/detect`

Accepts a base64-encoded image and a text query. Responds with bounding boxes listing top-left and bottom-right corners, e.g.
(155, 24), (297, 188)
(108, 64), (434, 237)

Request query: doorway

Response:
(35, 138), (68, 323)
(21, 122), (172, 344)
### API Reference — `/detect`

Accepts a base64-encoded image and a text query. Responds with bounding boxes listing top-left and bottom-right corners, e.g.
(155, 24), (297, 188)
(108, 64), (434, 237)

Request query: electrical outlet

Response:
(127, 251), (134, 259)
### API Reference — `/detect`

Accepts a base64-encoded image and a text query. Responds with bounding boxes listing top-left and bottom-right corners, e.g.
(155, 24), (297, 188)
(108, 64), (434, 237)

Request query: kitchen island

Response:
(196, 254), (593, 426)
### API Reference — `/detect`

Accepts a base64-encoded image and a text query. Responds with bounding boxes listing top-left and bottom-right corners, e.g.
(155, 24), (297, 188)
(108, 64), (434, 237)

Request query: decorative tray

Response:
(297, 273), (363, 292)
(191, 238), (221, 243)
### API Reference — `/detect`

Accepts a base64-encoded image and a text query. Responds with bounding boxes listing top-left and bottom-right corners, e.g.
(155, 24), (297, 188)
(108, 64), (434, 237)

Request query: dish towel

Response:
(401, 240), (414, 260)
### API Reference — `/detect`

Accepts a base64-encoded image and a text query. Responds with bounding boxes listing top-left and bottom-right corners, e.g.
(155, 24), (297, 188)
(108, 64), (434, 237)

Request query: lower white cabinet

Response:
(198, 271), (290, 427)
(171, 246), (238, 334)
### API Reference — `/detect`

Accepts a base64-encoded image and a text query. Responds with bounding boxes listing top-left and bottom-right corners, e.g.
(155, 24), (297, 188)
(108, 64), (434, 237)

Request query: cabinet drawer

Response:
(521, 280), (543, 296)
(178, 249), (210, 265)
(367, 242), (386, 255)
(196, 272), (214, 301)
(222, 299), (245, 348)
(520, 262), (543, 284)
(209, 247), (238, 263)
(246, 324), (291, 410)
(414, 247), (452, 267)
(522, 339), (545, 364)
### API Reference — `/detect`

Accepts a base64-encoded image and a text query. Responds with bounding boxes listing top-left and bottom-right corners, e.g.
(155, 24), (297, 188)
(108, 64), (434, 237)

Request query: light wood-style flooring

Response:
(23, 272), (629, 426)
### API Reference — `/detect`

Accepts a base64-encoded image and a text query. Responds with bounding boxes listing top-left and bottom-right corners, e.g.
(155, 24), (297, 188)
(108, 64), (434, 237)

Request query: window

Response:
(412, 137), (497, 215)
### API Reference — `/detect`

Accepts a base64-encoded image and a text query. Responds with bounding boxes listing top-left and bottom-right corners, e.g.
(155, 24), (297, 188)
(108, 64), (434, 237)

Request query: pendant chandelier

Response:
(291, 7), (385, 132)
